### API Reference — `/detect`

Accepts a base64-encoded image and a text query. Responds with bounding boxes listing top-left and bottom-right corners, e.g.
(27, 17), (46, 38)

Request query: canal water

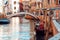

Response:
(0, 17), (31, 40)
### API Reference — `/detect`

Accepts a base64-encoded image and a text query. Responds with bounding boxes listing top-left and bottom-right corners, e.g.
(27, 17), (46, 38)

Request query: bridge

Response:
(7, 12), (60, 32)
(7, 12), (37, 19)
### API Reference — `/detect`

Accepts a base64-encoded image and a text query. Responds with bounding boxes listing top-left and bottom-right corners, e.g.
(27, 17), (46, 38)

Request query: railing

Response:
(8, 12), (38, 19)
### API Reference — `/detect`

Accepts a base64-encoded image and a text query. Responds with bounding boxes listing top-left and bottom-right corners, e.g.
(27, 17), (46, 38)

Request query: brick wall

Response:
(0, 13), (7, 19)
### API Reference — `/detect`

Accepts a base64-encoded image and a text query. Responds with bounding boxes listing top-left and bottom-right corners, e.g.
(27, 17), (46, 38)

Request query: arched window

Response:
(54, 0), (56, 4)
(59, 0), (60, 4)
(56, 0), (58, 5)
(48, 0), (50, 4)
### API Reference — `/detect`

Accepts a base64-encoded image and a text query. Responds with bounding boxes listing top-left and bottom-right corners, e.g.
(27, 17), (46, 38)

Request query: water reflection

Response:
(56, 19), (60, 24)
(0, 17), (31, 40)
(0, 24), (12, 40)
(20, 18), (31, 40)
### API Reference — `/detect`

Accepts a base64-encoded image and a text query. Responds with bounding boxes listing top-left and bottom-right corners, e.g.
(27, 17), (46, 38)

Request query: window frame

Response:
(58, 0), (60, 4)
(48, 0), (50, 4)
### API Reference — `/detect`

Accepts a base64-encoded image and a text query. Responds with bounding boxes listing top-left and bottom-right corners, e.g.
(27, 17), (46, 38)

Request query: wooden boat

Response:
(0, 13), (10, 24)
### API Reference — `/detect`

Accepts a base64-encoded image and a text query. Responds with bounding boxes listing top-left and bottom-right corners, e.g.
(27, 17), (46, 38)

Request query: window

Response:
(59, 0), (60, 4)
(14, 1), (16, 4)
(54, 0), (56, 4)
(48, 0), (50, 4)
(14, 12), (16, 13)
(14, 7), (16, 10)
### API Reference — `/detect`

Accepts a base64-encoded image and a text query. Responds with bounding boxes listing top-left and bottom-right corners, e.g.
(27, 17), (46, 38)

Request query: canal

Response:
(0, 17), (31, 40)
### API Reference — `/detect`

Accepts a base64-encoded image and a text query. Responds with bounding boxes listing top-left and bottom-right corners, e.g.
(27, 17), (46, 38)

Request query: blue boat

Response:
(0, 18), (10, 24)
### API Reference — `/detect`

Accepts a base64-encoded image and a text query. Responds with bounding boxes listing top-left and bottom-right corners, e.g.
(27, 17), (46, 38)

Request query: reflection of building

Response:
(0, 0), (3, 13)
(20, 18), (31, 40)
